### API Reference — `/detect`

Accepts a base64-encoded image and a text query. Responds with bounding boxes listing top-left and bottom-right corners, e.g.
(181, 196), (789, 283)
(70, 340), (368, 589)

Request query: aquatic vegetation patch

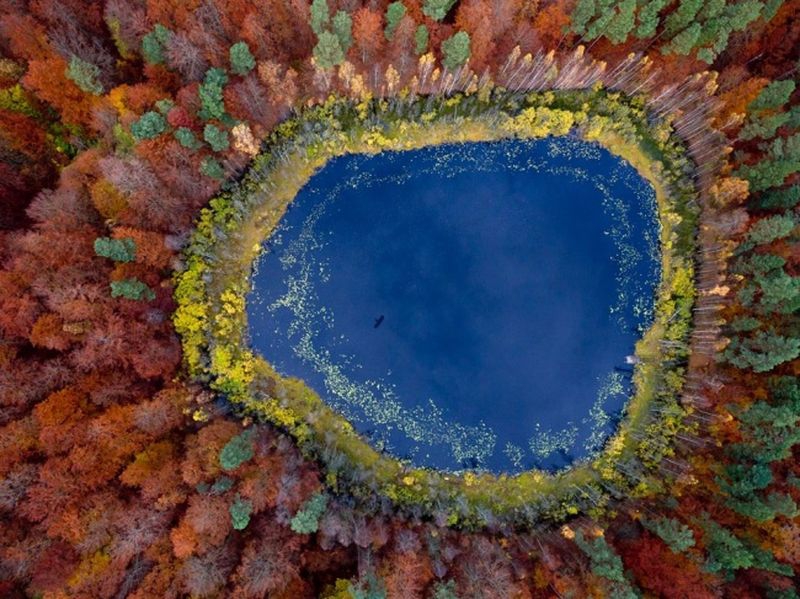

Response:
(174, 88), (699, 527)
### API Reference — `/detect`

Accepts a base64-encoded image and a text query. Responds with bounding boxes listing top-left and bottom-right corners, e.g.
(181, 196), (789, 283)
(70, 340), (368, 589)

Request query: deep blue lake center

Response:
(247, 138), (660, 473)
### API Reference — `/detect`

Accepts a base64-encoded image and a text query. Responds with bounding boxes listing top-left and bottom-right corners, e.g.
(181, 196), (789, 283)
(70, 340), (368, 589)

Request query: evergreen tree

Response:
(762, 0), (784, 19)
(574, 531), (637, 598)
(203, 124), (230, 152)
(605, 0), (637, 44)
(333, 11), (353, 52)
(229, 495), (253, 530)
(663, 0), (703, 36)
(155, 99), (174, 114)
(724, 330), (800, 372)
(747, 213), (797, 246)
(736, 134), (800, 192)
(740, 112), (792, 141)
(415, 25), (429, 55)
(641, 517), (696, 553)
(729, 316), (762, 332)
(754, 185), (800, 210)
(724, 0), (766, 36)
(718, 463), (773, 499)
(141, 24), (171, 64)
(585, 9), (616, 40)
(210, 476), (234, 494)
(733, 253), (786, 276)
(726, 491), (798, 522)
(385, 2), (407, 40)
(66, 56), (103, 95)
(130, 111), (167, 140)
(696, 47), (717, 64)
(755, 268), (800, 314)
(229, 41), (255, 75)
(310, 0), (330, 35)
(94, 237), (136, 262)
(175, 127), (201, 150)
(110, 278), (155, 301)
(635, 0), (667, 39)
(313, 31), (345, 69)
(441, 31), (471, 71)
(702, 518), (757, 573)
(739, 79), (800, 140)
(219, 429), (255, 471)
(571, 0), (598, 35)
(702, 517), (793, 576)
(749, 79), (796, 112)
(698, 0), (726, 20)
(728, 377), (800, 463)
(431, 581), (458, 599)
(662, 22), (702, 55)
(423, 0), (459, 21)
(575, 532), (626, 583)
(199, 68), (229, 121)
(200, 157), (225, 179)
(290, 493), (328, 534)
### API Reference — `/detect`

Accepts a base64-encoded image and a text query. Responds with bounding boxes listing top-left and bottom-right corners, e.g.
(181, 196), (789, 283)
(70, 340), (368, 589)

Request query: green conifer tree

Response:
(110, 278), (155, 301)
(94, 237), (136, 262)
(422, 0), (458, 21)
(199, 68), (229, 121)
(290, 493), (328, 534)
(130, 111), (167, 140)
(313, 31), (345, 69)
(230, 495), (253, 530)
(200, 157), (225, 179)
(141, 24), (171, 64)
(441, 31), (471, 71)
(203, 124), (230, 152)
(635, 0), (668, 38)
(174, 127), (201, 149)
(641, 517), (696, 553)
(385, 2), (407, 39)
(604, 0), (636, 44)
(724, 330), (800, 372)
(310, 0), (330, 35)
(219, 429), (255, 471)
(662, 22), (702, 55)
(229, 41), (256, 75)
(571, 0), (598, 35)
(415, 25), (429, 55)
(66, 56), (103, 95)
(333, 11), (353, 52)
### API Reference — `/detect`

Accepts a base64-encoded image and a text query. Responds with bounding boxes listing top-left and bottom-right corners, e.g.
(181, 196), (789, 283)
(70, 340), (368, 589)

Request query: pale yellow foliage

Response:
(232, 123), (260, 156)
(385, 65), (400, 95)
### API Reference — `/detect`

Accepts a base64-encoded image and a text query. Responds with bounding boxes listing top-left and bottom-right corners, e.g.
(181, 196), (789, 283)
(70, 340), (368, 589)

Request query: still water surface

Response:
(247, 138), (659, 473)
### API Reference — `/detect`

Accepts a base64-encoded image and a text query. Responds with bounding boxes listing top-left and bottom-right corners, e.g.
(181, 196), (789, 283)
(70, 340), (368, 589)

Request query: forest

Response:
(0, 0), (799, 597)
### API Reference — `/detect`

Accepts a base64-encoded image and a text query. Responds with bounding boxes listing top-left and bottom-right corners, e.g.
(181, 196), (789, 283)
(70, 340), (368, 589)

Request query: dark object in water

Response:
(374, 315), (385, 328)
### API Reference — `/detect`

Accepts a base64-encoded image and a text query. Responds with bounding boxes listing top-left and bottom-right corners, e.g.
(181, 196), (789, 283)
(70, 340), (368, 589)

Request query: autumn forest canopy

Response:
(0, 0), (800, 597)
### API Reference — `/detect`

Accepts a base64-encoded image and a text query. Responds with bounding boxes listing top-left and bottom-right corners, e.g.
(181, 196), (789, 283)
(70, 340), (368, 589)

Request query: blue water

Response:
(247, 138), (659, 473)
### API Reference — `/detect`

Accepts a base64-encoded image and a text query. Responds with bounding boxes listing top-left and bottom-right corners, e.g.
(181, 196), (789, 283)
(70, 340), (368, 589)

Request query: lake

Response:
(246, 137), (660, 473)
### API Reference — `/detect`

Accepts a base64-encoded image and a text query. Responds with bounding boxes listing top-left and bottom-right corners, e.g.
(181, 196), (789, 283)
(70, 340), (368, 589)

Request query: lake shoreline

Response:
(174, 88), (699, 528)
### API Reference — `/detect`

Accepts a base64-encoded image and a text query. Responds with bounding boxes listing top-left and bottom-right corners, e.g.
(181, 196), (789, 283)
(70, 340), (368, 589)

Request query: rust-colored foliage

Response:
(0, 0), (798, 596)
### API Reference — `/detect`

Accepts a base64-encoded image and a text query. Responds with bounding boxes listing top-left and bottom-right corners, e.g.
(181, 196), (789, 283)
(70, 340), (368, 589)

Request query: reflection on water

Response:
(247, 138), (659, 473)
